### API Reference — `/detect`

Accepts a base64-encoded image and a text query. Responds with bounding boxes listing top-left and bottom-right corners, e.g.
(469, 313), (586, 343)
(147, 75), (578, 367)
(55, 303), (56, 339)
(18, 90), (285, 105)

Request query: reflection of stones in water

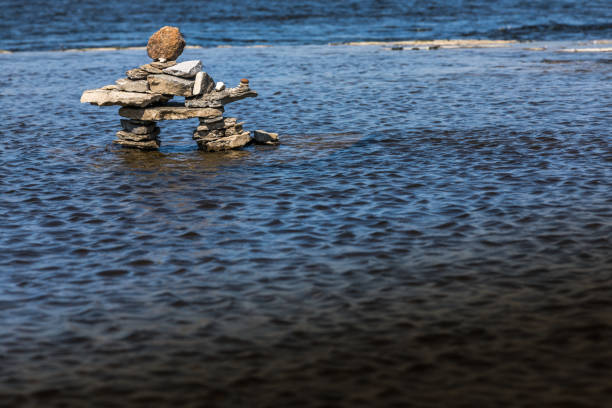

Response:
(112, 144), (252, 172)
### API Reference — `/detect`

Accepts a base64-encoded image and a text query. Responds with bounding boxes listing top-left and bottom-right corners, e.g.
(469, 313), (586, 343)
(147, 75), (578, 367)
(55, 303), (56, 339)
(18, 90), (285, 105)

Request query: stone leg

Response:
(193, 116), (251, 152)
(113, 119), (161, 150)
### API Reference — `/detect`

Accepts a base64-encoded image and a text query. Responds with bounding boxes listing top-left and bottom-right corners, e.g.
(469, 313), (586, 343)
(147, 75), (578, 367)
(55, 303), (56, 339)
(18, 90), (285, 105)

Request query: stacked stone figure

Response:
(80, 26), (278, 151)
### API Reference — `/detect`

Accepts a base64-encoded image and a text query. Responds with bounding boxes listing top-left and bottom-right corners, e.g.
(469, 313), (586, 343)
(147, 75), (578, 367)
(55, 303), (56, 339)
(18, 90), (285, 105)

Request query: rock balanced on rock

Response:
(80, 26), (278, 151)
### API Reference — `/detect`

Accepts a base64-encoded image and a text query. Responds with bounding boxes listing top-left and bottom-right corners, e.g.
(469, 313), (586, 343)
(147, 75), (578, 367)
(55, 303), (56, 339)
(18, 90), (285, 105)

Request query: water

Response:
(1, 0), (612, 51)
(1, 1), (612, 407)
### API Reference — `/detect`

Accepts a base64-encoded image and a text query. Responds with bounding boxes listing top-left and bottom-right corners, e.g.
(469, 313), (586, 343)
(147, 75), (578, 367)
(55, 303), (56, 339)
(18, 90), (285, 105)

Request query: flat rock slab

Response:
(119, 104), (223, 121)
(163, 60), (202, 78)
(116, 127), (160, 142)
(148, 74), (195, 97)
(80, 89), (170, 107)
(120, 119), (156, 134)
(116, 78), (149, 93)
(140, 61), (177, 74)
(126, 68), (149, 80)
(197, 132), (251, 152)
(149, 61), (177, 69)
(196, 117), (238, 131)
(185, 86), (257, 108)
(113, 138), (161, 150)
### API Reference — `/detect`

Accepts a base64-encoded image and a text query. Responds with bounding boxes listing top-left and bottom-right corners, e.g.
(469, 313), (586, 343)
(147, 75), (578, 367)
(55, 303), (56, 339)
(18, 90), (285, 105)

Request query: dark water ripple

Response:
(0, 45), (611, 406)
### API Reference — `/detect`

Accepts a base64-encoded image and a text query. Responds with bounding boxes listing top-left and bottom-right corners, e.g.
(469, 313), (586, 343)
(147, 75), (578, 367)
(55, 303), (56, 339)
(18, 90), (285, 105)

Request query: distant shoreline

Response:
(2, 39), (611, 55)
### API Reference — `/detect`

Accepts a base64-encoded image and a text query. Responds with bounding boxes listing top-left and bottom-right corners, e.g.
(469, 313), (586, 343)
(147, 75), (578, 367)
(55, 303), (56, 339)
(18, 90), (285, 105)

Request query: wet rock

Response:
(192, 71), (215, 96)
(120, 119), (156, 134)
(253, 130), (279, 145)
(116, 127), (160, 142)
(215, 82), (226, 91)
(162, 60), (202, 78)
(80, 89), (170, 107)
(197, 132), (251, 152)
(116, 78), (149, 93)
(193, 129), (225, 141)
(113, 138), (161, 150)
(147, 26), (186, 61)
(119, 103), (223, 121)
(126, 68), (149, 80)
(147, 74), (195, 97)
(196, 117), (238, 131)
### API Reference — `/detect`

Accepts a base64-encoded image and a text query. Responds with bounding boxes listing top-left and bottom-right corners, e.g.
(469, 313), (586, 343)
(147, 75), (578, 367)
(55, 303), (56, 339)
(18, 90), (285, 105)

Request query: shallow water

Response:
(1, 43), (612, 406)
(1, 0), (612, 51)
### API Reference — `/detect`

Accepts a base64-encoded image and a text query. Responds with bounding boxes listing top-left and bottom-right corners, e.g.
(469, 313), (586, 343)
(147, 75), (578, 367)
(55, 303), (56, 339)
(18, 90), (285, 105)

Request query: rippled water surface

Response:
(1, 44), (611, 407)
(1, 0), (612, 51)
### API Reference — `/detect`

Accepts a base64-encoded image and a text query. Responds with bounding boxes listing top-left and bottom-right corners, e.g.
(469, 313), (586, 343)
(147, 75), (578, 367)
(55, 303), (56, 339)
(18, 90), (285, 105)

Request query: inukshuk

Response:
(80, 26), (279, 151)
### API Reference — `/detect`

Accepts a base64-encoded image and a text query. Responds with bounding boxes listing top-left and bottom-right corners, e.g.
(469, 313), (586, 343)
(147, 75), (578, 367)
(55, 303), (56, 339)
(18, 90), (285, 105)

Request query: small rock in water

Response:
(148, 74), (195, 97)
(215, 82), (225, 91)
(162, 60), (202, 78)
(253, 130), (279, 145)
(147, 26), (186, 61)
(116, 78), (149, 93)
(192, 71), (215, 96)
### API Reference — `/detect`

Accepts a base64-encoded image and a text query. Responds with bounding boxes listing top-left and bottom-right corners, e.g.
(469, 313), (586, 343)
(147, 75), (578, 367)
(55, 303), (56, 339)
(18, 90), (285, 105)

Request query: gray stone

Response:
(224, 123), (244, 137)
(148, 74), (195, 97)
(185, 86), (257, 108)
(139, 61), (178, 74)
(116, 127), (160, 141)
(196, 117), (238, 131)
(197, 132), (251, 152)
(80, 89), (170, 107)
(149, 61), (176, 69)
(253, 130), (279, 145)
(101, 84), (119, 90)
(162, 60), (202, 78)
(113, 138), (161, 150)
(120, 119), (156, 134)
(193, 129), (225, 141)
(215, 82), (225, 91)
(116, 78), (149, 93)
(199, 116), (224, 125)
(192, 71), (215, 96)
(138, 64), (164, 74)
(126, 68), (149, 80)
(119, 103), (223, 121)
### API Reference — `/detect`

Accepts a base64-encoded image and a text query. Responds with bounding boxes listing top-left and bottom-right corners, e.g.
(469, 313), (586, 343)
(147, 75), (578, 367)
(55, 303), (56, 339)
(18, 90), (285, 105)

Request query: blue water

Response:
(1, 0), (612, 51)
(1, 1), (612, 407)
